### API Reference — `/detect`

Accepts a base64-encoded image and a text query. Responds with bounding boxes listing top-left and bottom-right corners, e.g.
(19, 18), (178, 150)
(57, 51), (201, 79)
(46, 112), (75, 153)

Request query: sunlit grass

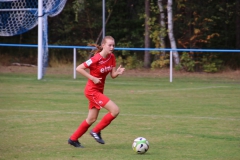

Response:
(0, 73), (239, 160)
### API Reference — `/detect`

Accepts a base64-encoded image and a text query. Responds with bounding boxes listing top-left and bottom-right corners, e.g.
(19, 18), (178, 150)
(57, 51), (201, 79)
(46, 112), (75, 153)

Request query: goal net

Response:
(0, 0), (67, 79)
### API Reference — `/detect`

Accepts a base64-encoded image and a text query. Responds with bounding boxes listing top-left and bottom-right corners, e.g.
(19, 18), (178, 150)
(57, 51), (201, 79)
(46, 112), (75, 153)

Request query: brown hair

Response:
(88, 36), (115, 55)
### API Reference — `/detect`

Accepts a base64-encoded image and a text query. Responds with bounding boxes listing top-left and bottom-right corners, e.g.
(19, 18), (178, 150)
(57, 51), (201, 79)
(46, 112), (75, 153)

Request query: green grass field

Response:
(0, 71), (240, 160)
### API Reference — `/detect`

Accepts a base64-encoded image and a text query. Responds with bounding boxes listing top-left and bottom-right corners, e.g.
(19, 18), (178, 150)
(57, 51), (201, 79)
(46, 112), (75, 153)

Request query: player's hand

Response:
(116, 65), (125, 75)
(92, 77), (102, 84)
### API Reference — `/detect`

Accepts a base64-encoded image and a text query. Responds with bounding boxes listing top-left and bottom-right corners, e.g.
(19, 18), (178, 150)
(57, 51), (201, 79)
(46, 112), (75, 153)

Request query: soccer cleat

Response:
(68, 138), (84, 148)
(90, 130), (105, 144)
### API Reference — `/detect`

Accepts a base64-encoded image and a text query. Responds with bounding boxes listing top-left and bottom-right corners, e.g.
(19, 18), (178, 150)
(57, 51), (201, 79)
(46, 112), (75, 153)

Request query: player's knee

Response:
(104, 100), (120, 117)
(112, 107), (120, 117)
(86, 117), (97, 124)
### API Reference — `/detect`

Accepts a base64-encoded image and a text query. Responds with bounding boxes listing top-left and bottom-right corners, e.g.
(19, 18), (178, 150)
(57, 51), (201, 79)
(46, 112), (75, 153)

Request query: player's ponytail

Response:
(88, 44), (103, 56)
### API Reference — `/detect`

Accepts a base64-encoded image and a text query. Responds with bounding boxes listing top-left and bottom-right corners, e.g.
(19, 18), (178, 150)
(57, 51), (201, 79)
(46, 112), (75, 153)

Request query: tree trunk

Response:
(236, 0), (240, 49)
(167, 0), (179, 65)
(157, 0), (166, 56)
(144, 0), (151, 68)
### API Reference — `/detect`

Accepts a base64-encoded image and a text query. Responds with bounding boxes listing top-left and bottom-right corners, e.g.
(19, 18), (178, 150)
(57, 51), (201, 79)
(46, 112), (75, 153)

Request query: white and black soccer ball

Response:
(132, 137), (149, 154)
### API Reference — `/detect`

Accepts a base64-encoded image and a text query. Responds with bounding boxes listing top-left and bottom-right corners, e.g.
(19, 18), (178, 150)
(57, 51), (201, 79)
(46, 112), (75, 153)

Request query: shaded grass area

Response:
(0, 73), (240, 160)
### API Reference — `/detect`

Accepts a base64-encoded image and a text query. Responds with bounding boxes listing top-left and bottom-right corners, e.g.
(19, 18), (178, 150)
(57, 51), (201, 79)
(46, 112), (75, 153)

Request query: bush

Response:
(151, 54), (170, 69)
(201, 54), (223, 73)
(117, 53), (142, 69)
(180, 52), (195, 72)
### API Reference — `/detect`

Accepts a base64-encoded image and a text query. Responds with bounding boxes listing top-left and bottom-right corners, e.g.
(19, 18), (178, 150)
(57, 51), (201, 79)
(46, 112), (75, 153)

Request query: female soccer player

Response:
(68, 36), (125, 148)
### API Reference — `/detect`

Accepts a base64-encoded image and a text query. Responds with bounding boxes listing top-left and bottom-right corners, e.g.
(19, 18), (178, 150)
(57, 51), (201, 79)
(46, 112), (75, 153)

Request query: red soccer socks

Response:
(70, 120), (90, 141)
(92, 112), (115, 133)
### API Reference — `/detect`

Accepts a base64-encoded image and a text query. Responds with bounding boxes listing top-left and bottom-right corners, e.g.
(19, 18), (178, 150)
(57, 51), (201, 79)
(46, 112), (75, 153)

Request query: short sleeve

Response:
(83, 56), (98, 68)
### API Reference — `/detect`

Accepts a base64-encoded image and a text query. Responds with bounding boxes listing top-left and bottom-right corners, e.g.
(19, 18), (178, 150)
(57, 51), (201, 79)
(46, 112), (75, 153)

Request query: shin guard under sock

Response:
(70, 120), (90, 141)
(92, 113), (115, 133)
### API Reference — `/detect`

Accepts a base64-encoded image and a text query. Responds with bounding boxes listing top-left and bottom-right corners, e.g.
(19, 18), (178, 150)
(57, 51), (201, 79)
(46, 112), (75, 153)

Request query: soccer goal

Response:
(0, 0), (67, 79)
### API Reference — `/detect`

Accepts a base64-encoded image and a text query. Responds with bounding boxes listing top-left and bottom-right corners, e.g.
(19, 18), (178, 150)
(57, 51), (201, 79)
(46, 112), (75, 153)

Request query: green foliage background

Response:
(0, 0), (239, 70)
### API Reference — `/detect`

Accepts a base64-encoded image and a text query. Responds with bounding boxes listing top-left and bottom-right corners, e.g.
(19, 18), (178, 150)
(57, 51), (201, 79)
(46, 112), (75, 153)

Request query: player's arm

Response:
(76, 63), (102, 84)
(111, 65), (125, 79)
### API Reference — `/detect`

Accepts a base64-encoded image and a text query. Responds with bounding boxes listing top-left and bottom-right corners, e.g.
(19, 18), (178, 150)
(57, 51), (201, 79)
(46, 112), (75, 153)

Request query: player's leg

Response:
(103, 100), (120, 117)
(92, 100), (119, 132)
(86, 107), (100, 125)
(69, 108), (99, 147)
(90, 100), (120, 144)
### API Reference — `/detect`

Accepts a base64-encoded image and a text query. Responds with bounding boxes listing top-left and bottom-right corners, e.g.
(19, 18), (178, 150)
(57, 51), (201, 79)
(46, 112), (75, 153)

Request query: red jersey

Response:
(83, 53), (116, 94)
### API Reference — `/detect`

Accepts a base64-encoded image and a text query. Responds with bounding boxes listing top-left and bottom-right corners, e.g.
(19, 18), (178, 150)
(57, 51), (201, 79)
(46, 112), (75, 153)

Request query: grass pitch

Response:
(0, 71), (240, 160)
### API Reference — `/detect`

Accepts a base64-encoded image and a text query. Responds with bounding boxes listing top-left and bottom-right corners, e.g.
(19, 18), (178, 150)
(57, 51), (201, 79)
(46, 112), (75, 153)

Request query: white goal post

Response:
(0, 0), (67, 80)
(38, 0), (43, 80)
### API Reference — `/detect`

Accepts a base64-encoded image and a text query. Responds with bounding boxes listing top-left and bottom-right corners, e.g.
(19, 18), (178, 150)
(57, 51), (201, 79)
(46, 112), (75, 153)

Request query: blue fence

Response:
(0, 43), (240, 82)
(1, 43), (240, 52)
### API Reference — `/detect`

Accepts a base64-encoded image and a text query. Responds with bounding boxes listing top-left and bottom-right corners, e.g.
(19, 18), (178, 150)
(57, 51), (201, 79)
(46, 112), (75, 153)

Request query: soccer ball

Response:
(132, 137), (149, 154)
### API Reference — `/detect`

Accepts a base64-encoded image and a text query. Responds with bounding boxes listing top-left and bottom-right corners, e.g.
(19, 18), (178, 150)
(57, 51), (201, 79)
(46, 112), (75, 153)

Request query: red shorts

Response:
(84, 91), (110, 110)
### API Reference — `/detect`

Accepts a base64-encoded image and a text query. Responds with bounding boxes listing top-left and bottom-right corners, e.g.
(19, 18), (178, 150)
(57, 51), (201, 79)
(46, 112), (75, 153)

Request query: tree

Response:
(167, 0), (179, 65)
(144, 0), (151, 68)
(157, 0), (166, 55)
(236, 0), (240, 49)
(1, 0), (239, 69)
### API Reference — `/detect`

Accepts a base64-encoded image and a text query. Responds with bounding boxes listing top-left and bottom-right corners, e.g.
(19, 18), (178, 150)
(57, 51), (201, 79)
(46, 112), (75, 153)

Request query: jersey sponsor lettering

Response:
(100, 66), (113, 73)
